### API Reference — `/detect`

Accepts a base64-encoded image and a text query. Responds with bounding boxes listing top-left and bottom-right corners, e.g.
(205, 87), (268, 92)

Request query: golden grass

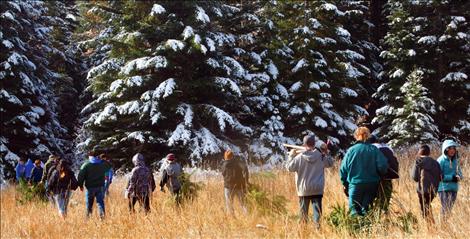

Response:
(1, 146), (469, 238)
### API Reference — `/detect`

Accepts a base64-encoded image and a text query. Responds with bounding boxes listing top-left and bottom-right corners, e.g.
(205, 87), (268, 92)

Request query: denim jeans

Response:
(54, 191), (71, 216)
(348, 183), (379, 216)
(299, 195), (323, 225)
(439, 191), (457, 218)
(86, 187), (105, 218)
(224, 188), (247, 214)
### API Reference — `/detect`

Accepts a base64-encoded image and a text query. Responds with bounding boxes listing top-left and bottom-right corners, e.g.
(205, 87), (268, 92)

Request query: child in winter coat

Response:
(47, 160), (78, 218)
(437, 139), (463, 219)
(30, 160), (44, 184)
(159, 153), (183, 204)
(126, 153), (156, 213)
(410, 145), (442, 223)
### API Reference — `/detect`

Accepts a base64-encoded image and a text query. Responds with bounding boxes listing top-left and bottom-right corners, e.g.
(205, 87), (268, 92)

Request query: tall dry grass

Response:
(1, 146), (468, 238)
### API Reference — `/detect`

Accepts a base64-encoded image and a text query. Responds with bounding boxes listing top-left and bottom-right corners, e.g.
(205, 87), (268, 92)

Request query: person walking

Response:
(77, 151), (112, 219)
(159, 153), (183, 205)
(368, 135), (399, 213)
(437, 139), (463, 219)
(410, 145), (441, 224)
(340, 127), (388, 216)
(29, 160), (44, 184)
(24, 157), (34, 181)
(126, 153), (156, 213)
(100, 154), (113, 197)
(221, 149), (249, 215)
(15, 158), (26, 183)
(286, 135), (334, 227)
(47, 160), (78, 218)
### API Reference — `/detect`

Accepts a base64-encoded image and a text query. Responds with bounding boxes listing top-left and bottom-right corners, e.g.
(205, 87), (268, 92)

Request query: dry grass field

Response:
(1, 146), (468, 238)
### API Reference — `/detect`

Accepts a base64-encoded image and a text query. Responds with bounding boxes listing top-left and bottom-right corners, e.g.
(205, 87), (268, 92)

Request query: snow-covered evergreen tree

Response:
(80, 2), (260, 167)
(373, 0), (417, 141)
(388, 69), (439, 146)
(0, 1), (78, 179)
(411, 0), (469, 141)
(265, 1), (366, 150)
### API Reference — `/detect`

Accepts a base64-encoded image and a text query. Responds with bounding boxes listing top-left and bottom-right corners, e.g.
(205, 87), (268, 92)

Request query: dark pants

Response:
(418, 192), (435, 222)
(377, 180), (393, 212)
(129, 195), (150, 213)
(299, 195), (322, 225)
(348, 183), (379, 216)
(439, 191), (457, 218)
(86, 187), (105, 218)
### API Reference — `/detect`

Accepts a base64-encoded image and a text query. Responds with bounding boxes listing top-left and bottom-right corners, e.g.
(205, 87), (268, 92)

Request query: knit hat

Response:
(167, 153), (176, 161)
(224, 150), (234, 160)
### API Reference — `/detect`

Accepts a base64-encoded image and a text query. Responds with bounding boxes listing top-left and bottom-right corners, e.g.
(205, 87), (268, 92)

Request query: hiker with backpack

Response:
(437, 139), (463, 219)
(78, 151), (112, 219)
(410, 145), (442, 224)
(340, 127), (388, 216)
(159, 153), (183, 205)
(221, 149), (249, 215)
(286, 135), (334, 227)
(42, 154), (59, 186)
(47, 160), (79, 219)
(368, 135), (399, 213)
(126, 153), (156, 213)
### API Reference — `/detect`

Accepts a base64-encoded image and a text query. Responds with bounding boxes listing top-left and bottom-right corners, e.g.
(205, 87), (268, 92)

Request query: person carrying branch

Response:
(285, 135), (334, 228)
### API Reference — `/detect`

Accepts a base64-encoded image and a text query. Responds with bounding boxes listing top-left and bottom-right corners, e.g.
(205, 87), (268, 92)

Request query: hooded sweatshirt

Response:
(411, 156), (442, 194)
(15, 163), (26, 182)
(126, 153), (155, 197)
(77, 156), (112, 189)
(286, 149), (334, 196)
(437, 140), (463, 192)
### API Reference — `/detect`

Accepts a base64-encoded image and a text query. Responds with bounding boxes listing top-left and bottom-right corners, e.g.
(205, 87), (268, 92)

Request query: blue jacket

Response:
(15, 163), (26, 182)
(340, 142), (388, 186)
(438, 140), (463, 192)
(24, 159), (34, 179)
(30, 166), (44, 183)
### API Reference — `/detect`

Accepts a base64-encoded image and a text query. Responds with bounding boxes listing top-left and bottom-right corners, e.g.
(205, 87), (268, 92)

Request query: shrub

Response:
(16, 180), (48, 204)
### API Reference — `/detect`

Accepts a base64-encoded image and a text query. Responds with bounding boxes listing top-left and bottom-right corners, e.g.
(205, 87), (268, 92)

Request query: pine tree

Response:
(0, 1), (74, 179)
(266, 1), (367, 150)
(388, 69), (439, 146)
(80, 2), (262, 167)
(373, 0), (417, 141)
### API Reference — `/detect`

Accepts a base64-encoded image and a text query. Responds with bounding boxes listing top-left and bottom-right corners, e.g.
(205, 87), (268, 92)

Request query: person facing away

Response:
(41, 154), (59, 185)
(47, 160), (78, 219)
(77, 151), (112, 219)
(15, 158), (26, 183)
(410, 145), (442, 224)
(340, 127), (388, 216)
(437, 139), (463, 219)
(286, 135), (334, 226)
(159, 153), (183, 204)
(126, 153), (156, 213)
(30, 160), (44, 184)
(368, 135), (399, 213)
(24, 157), (34, 181)
(100, 154), (113, 197)
(221, 149), (249, 215)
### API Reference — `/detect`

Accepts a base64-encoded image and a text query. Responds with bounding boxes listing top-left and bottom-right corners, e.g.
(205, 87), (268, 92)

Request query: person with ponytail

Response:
(340, 127), (388, 216)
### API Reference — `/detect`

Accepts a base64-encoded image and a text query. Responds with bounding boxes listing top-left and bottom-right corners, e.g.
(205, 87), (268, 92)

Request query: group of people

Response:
(14, 126), (463, 226)
(286, 126), (464, 228)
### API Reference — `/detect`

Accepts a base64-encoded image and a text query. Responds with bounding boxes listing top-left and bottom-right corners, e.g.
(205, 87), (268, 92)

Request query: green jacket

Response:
(340, 142), (388, 186)
(78, 157), (112, 189)
(438, 140), (462, 192)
